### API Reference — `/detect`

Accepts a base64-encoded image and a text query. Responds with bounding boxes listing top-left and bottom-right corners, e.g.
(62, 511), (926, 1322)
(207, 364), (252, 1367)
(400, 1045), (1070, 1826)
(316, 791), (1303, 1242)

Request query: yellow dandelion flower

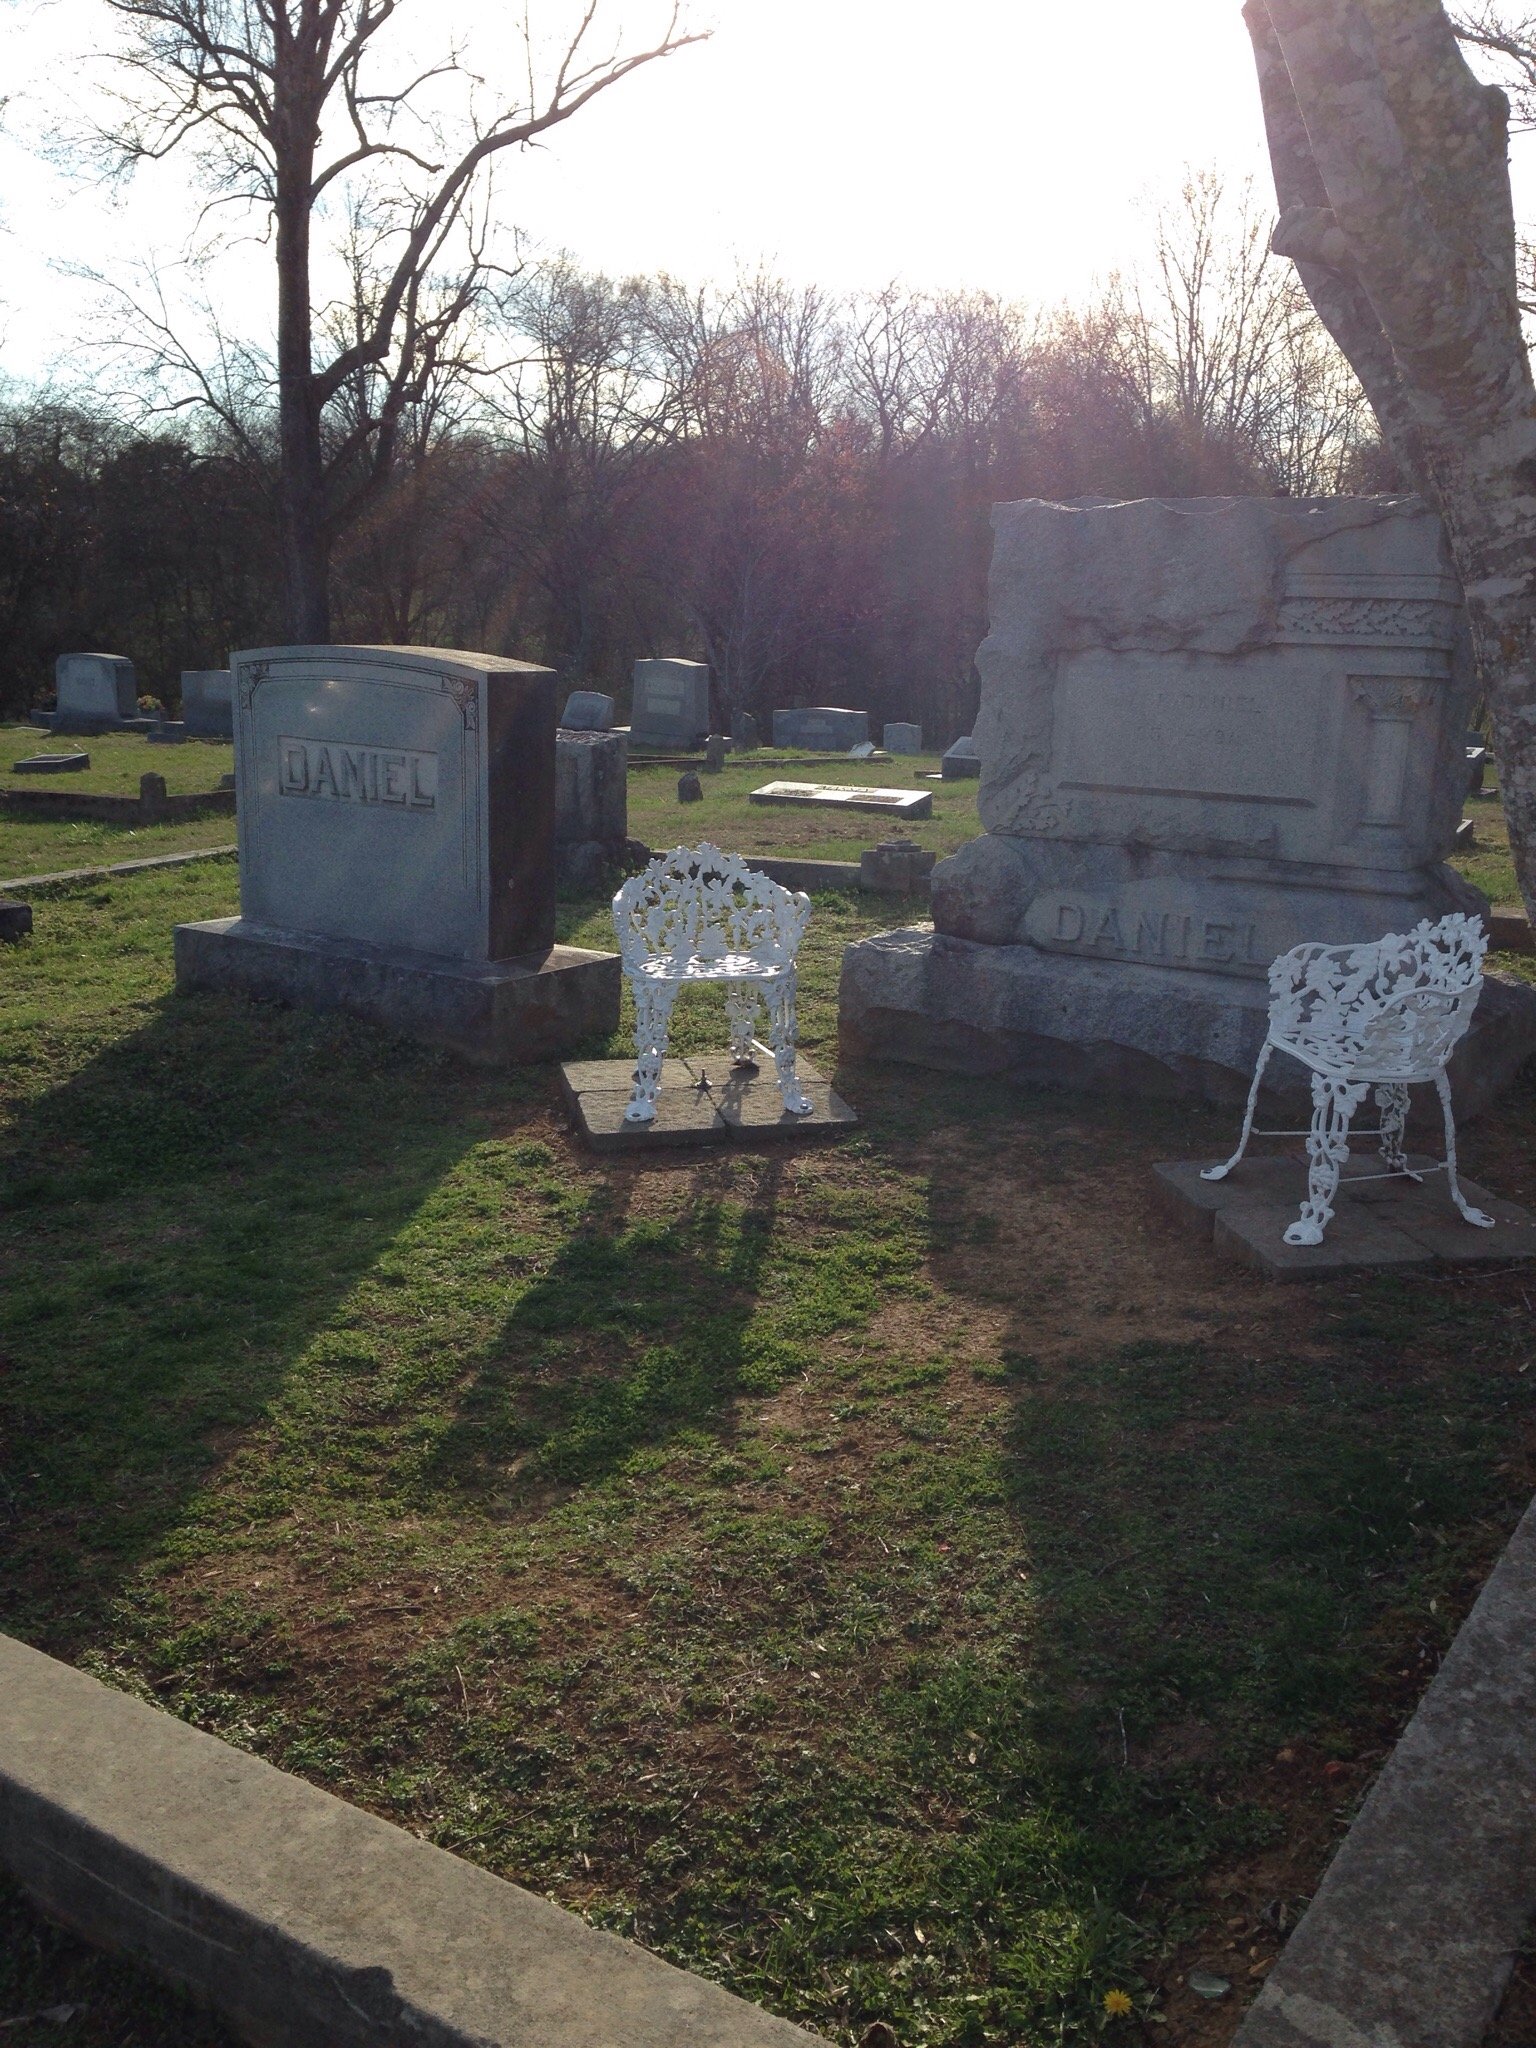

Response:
(1103, 1989), (1134, 2019)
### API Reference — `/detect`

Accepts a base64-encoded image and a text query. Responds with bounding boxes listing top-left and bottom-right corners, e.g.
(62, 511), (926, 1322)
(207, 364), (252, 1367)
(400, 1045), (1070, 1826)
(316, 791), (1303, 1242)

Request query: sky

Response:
(0, 0), (1523, 384)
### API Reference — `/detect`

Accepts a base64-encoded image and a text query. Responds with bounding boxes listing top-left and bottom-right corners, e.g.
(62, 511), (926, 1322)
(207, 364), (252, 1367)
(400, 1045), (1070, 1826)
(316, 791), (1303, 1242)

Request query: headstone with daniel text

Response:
(840, 495), (1536, 1113)
(174, 645), (619, 1061)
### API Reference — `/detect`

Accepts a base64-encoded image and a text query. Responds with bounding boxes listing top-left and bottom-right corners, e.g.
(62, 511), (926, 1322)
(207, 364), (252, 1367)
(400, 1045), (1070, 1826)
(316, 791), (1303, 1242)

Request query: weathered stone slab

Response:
(941, 735), (980, 779)
(562, 1052), (855, 1152)
(631, 660), (711, 748)
(1232, 1495), (1536, 2048)
(175, 919), (618, 1066)
(772, 707), (869, 751)
(750, 781), (931, 820)
(560, 690), (615, 732)
(53, 653), (137, 730)
(0, 1630), (822, 2048)
(860, 840), (937, 894)
(229, 645), (557, 963)
(11, 751), (89, 774)
(1213, 1201), (1434, 1279)
(556, 729), (627, 892)
(883, 722), (922, 754)
(181, 669), (233, 738)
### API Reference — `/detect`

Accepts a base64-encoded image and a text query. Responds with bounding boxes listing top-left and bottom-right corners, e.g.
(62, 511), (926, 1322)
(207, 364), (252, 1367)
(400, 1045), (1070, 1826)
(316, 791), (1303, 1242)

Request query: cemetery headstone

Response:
(703, 735), (728, 773)
(556, 728), (627, 891)
(12, 751), (89, 774)
(860, 840), (938, 893)
(53, 654), (138, 732)
(841, 495), (1536, 1113)
(678, 771), (704, 803)
(731, 711), (760, 751)
(630, 659), (711, 749)
(0, 899), (32, 942)
(883, 722), (922, 754)
(772, 706), (870, 751)
(560, 689), (615, 732)
(181, 669), (234, 738)
(174, 645), (619, 1062)
(750, 780), (932, 820)
(139, 773), (168, 818)
(148, 724), (188, 743)
(849, 740), (877, 759)
(941, 734), (981, 779)
(1466, 738), (1489, 796)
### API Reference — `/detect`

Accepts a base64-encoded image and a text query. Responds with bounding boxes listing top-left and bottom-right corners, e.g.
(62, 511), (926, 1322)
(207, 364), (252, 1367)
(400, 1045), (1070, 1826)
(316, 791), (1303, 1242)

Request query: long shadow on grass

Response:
(0, 989), (528, 1657)
(421, 1157), (789, 1500)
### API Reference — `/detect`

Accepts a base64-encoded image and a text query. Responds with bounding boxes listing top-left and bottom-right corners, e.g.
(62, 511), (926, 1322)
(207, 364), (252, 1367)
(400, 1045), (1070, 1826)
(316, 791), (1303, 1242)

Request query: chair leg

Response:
(1433, 1069), (1495, 1227)
(1285, 1075), (1368, 1246)
(766, 974), (813, 1115)
(1374, 1082), (1418, 1178)
(724, 982), (761, 1067)
(1202, 1042), (1273, 1182)
(624, 983), (680, 1124)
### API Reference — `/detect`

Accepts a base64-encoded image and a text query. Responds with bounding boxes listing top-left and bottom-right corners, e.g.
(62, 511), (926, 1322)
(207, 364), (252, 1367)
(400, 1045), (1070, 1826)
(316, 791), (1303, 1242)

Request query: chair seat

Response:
(1270, 1031), (1441, 1085)
(633, 951), (790, 985)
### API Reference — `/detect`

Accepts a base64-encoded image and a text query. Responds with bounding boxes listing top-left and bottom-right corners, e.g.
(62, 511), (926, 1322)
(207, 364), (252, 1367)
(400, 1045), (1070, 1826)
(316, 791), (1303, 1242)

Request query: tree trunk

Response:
(274, 167), (330, 643)
(1246, 0), (1536, 925)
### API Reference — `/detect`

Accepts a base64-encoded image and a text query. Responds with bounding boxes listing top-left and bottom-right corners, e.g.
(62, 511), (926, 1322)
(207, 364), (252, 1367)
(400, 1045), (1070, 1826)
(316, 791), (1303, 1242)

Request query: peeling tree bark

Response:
(1246, 0), (1536, 922)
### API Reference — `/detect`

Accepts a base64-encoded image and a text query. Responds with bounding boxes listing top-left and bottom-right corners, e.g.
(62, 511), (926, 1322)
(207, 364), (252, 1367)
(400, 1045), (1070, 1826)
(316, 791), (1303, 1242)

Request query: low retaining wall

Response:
(0, 785), (235, 825)
(0, 1631), (820, 2048)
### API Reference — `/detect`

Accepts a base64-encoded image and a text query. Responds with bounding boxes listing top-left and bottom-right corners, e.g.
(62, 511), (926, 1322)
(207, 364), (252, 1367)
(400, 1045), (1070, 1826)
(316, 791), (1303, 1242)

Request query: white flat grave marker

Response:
(749, 780), (932, 820)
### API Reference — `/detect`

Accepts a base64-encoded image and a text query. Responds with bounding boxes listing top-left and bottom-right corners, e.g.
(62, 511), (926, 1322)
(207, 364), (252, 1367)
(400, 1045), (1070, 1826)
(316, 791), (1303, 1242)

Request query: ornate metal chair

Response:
(612, 843), (815, 1124)
(1202, 913), (1493, 1246)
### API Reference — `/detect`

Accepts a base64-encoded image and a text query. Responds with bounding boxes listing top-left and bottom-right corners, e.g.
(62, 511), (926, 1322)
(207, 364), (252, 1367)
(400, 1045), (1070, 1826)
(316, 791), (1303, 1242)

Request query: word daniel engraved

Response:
(1026, 893), (1270, 973)
(278, 735), (437, 810)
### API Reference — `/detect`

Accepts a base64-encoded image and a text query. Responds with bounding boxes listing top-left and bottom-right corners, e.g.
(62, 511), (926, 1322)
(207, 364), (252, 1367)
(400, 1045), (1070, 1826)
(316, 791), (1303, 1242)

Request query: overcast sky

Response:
(0, 0), (1526, 384)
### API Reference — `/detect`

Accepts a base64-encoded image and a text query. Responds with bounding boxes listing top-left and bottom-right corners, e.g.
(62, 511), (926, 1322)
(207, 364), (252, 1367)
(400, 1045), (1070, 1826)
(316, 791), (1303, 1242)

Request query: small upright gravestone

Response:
(941, 735), (981, 779)
(772, 706), (869, 752)
(703, 735), (728, 773)
(884, 722), (922, 755)
(556, 728), (627, 892)
(181, 670), (234, 738)
(678, 771), (704, 803)
(560, 690), (615, 733)
(174, 646), (619, 1062)
(630, 660), (711, 749)
(53, 654), (138, 732)
(731, 711), (760, 752)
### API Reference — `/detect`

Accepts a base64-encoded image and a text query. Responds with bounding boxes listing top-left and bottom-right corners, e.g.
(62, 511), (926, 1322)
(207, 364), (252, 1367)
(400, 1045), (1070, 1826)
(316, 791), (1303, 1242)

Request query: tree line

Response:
(0, 177), (1385, 740)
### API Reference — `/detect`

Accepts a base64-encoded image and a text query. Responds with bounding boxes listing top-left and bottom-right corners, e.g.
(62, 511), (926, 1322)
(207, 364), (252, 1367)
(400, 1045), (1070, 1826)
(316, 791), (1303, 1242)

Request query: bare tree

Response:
(94, 0), (706, 639)
(1245, 0), (1536, 921)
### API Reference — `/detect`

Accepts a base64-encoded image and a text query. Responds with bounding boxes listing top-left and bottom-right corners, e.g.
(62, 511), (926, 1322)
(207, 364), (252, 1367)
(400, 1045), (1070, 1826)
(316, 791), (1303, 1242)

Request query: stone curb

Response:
(0, 845), (238, 896)
(0, 1632), (822, 2048)
(1231, 1493), (1536, 2048)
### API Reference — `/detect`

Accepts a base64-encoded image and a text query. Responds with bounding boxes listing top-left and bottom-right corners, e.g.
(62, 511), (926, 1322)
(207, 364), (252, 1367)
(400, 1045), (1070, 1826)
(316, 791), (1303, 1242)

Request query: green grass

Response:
(0, 723), (236, 881)
(3, 868), (1536, 2046)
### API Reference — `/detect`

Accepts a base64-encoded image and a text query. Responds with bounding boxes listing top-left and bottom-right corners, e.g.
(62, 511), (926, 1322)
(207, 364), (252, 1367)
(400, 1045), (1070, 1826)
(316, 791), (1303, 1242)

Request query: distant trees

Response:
(0, 174), (1384, 731)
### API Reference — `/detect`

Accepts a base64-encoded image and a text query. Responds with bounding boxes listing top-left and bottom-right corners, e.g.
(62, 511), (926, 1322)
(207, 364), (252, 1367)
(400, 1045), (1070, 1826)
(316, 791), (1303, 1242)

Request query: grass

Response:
(3, 865), (1536, 2046)
(0, 724), (235, 881)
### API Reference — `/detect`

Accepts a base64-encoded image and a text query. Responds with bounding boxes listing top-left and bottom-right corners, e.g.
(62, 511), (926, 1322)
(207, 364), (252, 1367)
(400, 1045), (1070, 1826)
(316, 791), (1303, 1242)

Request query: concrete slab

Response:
(1232, 1493), (1536, 2048)
(1213, 1200), (1433, 1280)
(562, 1052), (856, 1153)
(748, 781), (933, 821)
(0, 1631), (820, 2048)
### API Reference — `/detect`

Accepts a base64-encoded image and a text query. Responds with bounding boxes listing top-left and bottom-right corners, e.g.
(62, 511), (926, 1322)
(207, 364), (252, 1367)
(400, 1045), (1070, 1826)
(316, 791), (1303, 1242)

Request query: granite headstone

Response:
(630, 660), (711, 748)
(884, 722), (923, 755)
(772, 706), (870, 751)
(941, 735), (981, 779)
(181, 669), (234, 738)
(174, 645), (619, 1061)
(560, 690), (615, 733)
(54, 654), (137, 730)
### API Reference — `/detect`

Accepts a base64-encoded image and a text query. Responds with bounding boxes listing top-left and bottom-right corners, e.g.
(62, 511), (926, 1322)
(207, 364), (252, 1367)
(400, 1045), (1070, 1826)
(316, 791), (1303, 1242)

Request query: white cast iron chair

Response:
(1202, 912), (1493, 1246)
(612, 843), (815, 1124)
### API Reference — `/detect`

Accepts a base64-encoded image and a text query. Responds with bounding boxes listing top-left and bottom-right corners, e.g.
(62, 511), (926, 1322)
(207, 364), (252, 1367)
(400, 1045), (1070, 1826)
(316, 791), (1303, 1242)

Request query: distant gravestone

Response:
(12, 751), (89, 774)
(772, 706), (869, 752)
(678, 771), (704, 803)
(560, 690), (615, 733)
(181, 670), (234, 738)
(883, 722), (923, 755)
(174, 645), (619, 1062)
(703, 735), (728, 774)
(0, 899), (32, 942)
(848, 740), (877, 759)
(749, 780), (932, 821)
(631, 660), (711, 749)
(941, 735), (981, 779)
(731, 711), (760, 752)
(54, 654), (137, 731)
(556, 729), (627, 892)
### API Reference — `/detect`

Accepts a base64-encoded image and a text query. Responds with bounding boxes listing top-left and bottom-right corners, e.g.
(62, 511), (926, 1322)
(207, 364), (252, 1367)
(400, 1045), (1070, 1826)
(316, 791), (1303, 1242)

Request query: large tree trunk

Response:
(274, 156), (330, 643)
(1246, 0), (1536, 924)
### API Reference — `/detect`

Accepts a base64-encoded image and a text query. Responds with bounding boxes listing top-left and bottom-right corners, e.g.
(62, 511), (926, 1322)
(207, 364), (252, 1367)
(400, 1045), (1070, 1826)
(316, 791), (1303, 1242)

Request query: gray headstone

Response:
(731, 711), (760, 752)
(703, 735), (728, 773)
(560, 690), (615, 733)
(0, 898), (33, 942)
(883, 722), (923, 754)
(556, 729), (627, 858)
(941, 735), (981, 779)
(678, 771), (704, 803)
(181, 670), (234, 738)
(772, 706), (869, 751)
(54, 654), (137, 729)
(631, 659), (711, 748)
(848, 740), (877, 759)
(12, 751), (90, 774)
(227, 644), (558, 961)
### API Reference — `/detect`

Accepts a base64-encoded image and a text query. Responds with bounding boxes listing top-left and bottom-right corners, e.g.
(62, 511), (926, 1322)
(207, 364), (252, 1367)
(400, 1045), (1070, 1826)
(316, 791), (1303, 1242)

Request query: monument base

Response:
(838, 927), (1536, 1119)
(175, 918), (620, 1065)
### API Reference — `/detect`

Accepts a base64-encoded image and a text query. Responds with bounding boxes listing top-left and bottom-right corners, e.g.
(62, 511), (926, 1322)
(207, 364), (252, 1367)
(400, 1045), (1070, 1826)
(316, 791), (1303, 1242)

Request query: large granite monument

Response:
(772, 706), (870, 751)
(841, 496), (1536, 1109)
(52, 654), (139, 732)
(175, 645), (618, 1061)
(181, 669), (234, 738)
(629, 659), (711, 749)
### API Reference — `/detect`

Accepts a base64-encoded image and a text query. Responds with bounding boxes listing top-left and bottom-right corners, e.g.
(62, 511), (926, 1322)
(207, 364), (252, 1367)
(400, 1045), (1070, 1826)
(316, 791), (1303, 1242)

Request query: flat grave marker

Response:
(750, 779), (933, 820)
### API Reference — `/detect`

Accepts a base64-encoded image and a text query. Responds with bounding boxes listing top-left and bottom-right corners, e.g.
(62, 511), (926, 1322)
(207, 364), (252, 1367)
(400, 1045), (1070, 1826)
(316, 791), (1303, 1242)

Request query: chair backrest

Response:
(612, 843), (812, 972)
(1266, 912), (1487, 1078)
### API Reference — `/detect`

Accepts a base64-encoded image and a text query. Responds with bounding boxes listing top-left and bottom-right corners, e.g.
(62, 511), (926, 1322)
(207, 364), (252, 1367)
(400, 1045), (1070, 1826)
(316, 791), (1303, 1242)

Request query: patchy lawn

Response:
(0, 723), (236, 881)
(2, 867), (1535, 2047)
